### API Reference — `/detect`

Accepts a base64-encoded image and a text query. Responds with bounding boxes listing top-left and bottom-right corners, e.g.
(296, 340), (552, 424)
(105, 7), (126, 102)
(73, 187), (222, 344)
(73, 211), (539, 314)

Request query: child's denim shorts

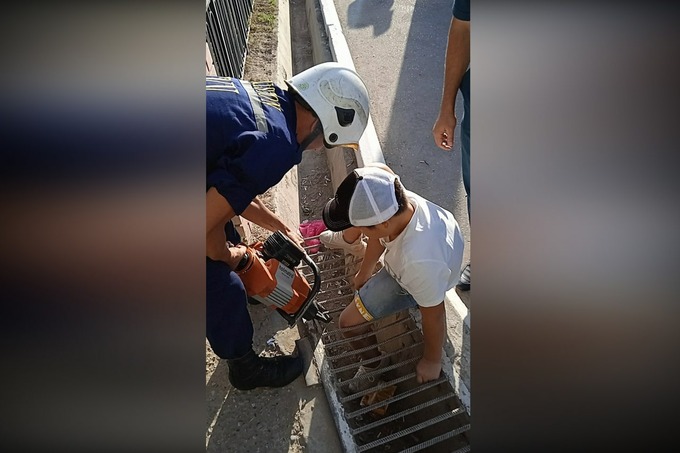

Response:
(354, 267), (418, 321)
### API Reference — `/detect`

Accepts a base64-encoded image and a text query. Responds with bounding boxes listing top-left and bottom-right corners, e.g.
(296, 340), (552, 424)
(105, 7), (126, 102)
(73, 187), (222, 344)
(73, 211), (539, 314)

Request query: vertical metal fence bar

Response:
(206, 0), (254, 78)
(221, 0), (239, 76)
(207, 6), (228, 76)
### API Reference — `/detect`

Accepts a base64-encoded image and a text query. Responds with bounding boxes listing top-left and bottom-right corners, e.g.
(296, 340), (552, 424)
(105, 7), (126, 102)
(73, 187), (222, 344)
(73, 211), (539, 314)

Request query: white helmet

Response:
(285, 62), (370, 147)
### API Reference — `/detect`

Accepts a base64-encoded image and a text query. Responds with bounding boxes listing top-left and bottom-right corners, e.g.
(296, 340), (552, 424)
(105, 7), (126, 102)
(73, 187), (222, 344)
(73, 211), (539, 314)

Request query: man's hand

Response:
(227, 243), (248, 270)
(283, 226), (305, 249)
(416, 357), (442, 384)
(241, 198), (305, 248)
(432, 110), (456, 151)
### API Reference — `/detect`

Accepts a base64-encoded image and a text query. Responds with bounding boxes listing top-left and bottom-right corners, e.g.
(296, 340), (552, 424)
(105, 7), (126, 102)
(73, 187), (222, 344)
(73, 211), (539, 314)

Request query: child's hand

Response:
(416, 357), (442, 384)
(352, 270), (370, 291)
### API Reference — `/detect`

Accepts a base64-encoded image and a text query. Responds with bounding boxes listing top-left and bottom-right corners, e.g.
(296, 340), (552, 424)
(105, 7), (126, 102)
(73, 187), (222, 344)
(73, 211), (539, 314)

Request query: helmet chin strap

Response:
(298, 119), (324, 151)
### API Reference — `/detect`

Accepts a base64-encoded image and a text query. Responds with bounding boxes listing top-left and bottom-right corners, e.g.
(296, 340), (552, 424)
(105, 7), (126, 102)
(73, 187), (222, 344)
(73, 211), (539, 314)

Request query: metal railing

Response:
(206, 0), (254, 78)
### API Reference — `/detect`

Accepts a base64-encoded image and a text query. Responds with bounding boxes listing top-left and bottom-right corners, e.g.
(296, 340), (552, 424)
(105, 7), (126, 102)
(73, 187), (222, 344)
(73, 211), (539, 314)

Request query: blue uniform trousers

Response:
(205, 222), (254, 359)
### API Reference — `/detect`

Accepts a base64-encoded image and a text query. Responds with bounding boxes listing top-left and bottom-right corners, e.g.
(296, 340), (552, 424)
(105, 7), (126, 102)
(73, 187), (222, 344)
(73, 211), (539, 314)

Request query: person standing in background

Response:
(432, 0), (470, 291)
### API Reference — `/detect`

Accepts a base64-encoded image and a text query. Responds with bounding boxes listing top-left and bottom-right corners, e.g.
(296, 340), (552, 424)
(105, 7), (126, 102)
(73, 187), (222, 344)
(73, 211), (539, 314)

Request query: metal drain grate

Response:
(298, 237), (470, 453)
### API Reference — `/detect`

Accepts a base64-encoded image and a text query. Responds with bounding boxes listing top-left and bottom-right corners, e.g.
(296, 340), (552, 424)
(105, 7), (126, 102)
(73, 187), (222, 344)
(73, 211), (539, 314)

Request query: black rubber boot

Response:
(227, 349), (303, 390)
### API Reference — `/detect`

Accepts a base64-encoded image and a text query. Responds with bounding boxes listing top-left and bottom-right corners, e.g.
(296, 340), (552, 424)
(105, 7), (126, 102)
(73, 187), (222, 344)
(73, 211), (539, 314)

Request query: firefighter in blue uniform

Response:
(206, 62), (371, 390)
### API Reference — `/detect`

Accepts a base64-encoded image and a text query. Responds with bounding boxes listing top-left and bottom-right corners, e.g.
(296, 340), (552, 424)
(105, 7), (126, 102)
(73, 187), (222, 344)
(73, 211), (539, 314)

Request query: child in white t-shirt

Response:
(321, 164), (464, 392)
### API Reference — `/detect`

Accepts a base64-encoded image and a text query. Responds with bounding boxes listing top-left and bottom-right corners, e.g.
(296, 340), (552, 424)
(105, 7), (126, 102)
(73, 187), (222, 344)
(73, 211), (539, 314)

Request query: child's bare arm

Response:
(417, 301), (446, 383)
(352, 236), (385, 290)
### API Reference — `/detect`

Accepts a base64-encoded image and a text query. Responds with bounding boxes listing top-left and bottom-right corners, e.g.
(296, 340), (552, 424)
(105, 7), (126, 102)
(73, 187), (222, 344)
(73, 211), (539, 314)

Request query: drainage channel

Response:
(297, 240), (471, 453)
(290, 2), (469, 448)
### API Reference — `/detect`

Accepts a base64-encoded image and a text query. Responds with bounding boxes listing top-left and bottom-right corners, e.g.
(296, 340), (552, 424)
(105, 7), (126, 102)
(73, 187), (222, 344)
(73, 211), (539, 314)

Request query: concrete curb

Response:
(273, 1), (348, 449)
(236, 0), (300, 244)
(307, 0), (471, 415)
(313, 0), (385, 168)
(269, 0), (301, 235)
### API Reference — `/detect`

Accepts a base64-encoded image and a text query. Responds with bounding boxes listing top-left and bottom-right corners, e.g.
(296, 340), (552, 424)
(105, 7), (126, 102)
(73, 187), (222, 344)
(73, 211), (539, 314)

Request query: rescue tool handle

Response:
(279, 253), (322, 327)
(302, 253), (321, 307)
(280, 247), (329, 326)
(262, 231), (330, 325)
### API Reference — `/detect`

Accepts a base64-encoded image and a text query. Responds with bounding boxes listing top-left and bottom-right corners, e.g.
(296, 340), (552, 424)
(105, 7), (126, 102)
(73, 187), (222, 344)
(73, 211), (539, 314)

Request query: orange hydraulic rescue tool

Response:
(235, 231), (331, 326)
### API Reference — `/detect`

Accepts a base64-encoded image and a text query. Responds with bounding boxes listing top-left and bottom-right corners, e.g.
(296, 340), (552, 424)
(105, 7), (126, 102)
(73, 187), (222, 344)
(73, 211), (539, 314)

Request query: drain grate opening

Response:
(297, 239), (470, 452)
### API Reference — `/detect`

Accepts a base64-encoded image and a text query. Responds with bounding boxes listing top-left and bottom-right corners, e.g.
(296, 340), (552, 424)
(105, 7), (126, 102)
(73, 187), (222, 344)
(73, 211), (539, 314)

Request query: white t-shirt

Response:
(379, 191), (464, 307)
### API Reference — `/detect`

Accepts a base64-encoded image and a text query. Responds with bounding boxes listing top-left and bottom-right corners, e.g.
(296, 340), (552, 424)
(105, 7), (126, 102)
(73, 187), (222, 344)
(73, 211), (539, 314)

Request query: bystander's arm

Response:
(433, 16), (470, 150)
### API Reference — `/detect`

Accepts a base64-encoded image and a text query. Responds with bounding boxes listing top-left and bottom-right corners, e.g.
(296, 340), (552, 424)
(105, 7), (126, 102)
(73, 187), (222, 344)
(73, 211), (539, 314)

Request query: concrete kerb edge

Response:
(314, 0), (384, 169)
(313, 330), (358, 453)
(271, 0), (301, 233)
(444, 289), (471, 414)
(305, 2), (375, 450)
(310, 0), (471, 417)
(234, 0), (298, 245)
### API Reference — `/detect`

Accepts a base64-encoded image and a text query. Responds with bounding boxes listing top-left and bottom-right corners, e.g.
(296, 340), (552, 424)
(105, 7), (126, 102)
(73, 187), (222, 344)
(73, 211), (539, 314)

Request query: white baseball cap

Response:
(322, 166), (400, 231)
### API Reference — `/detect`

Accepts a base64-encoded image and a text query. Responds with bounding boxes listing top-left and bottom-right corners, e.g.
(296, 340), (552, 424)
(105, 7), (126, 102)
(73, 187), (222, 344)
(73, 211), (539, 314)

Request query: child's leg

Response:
(339, 300), (381, 361)
(339, 268), (418, 361)
(339, 269), (418, 393)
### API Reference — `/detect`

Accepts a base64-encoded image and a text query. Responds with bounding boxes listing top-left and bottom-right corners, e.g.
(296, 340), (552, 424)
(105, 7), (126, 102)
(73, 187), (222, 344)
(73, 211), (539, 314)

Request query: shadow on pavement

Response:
(347, 0), (394, 37)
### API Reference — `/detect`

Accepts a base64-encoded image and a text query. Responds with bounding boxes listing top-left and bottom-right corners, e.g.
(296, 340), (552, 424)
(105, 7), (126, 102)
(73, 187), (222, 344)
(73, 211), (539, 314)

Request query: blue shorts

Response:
(354, 268), (418, 321)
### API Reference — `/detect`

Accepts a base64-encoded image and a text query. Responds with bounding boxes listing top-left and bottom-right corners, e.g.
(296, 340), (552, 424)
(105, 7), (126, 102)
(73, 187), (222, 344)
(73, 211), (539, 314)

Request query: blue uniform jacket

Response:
(206, 76), (302, 215)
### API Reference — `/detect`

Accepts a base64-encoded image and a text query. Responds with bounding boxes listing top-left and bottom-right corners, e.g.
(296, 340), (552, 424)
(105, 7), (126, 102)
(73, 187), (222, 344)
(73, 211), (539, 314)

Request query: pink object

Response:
(299, 219), (327, 254)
